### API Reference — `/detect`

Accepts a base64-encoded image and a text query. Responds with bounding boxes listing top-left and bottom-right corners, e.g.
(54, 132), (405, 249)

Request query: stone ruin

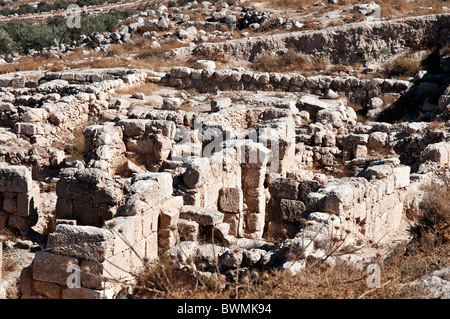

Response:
(0, 7), (449, 299)
(0, 166), (40, 234)
(12, 104), (448, 298)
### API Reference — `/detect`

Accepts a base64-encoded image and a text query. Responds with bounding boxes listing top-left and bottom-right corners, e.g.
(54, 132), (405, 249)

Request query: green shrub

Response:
(0, 29), (15, 54)
(0, 9), (136, 54)
(357, 49), (366, 57)
(17, 4), (38, 15)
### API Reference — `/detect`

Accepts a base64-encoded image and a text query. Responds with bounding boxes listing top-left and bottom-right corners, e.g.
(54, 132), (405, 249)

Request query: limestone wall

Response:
(266, 158), (410, 245)
(23, 172), (179, 299)
(0, 166), (40, 234)
(310, 159), (409, 243)
(164, 66), (412, 105)
(181, 140), (270, 239)
(55, 168), (125, 227)
(192, 14), (450, 64)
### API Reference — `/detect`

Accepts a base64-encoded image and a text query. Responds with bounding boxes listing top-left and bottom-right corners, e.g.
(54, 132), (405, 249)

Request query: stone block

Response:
(210, 97), (232, 112)
(0, 166), (32, 193)
(161, 196), (184, 213)
(33, 281), (62, 299)
(14, 122), (44, 136)
(193, 60), (216, 70)
(368, 132), (388, 148)
(170, 67), (192, 79)
(214, 222), (230, 243)
(169, 241), (198, 264)
(363, 164), (393, 180)
(354, 145), (368, 158)
(62, 287), (101, 299)
(124, 173), (173, 216)
(178, 219), (199, 242)
(80, 259), (104, 290)
(2, 197), (17, 213)
(47, 224), (114, 262)
(268, 178), (299, 200)
(279, 199), (307, 224)
(322, 185), (354, 214)
(183, 157), (211, 189)
(55, 198), (74, 220)
(299, 180), (320, 201)
(245, 212), (265, 237)
(118, 119), (148, 136)
(393, 165), (410, 189)
(32, 250), (79, 286)
(421, 142), (450, 167)
(152, 135), (173, 161)
(162, 97), (182, 110)
(305, 192), (326, 212)
(180, 206), (224, 226)
(160, 209), (180, 230)
(141, 208), (159, 237)
(8, 215), (34, 233)
(158, 228), (178, 248)
(103, 249), (131, 282)
(16, 183), (40, 217)
(145, 231), (159, 261)
(218, 187), (243, 213)
(104, 216), (142, 255)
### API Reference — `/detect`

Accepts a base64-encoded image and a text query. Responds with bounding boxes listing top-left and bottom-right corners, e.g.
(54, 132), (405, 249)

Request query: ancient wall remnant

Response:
(22, 172), (180, 299)
(0, 166), (40, 234)
(164, 66), (411, 106)
(192, 14), (449, 64)
(55, 168), (125, 227)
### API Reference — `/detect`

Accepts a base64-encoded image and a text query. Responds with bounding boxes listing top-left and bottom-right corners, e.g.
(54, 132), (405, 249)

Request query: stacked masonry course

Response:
(164, 66), (412, 105)
(0, 166), (40, 234)
(21, 172), (176, 299)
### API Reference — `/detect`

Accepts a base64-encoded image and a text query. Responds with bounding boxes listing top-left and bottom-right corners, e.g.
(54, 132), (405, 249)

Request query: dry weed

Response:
(115, 81), (163, 96)
(252, 51), (328, 75)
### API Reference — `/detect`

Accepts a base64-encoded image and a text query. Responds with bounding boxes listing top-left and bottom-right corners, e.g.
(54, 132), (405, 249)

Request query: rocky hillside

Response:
(0, 0), (449, 300)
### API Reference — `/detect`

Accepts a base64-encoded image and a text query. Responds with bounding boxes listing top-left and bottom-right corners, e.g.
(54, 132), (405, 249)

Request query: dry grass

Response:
(410, 175), (450, 246)
(129, 239), (449, 299)
(64, 126), (85, 162)
(0, 55), (55, 74)
(429, 121), (446, 131)
(67, 38), (186, 71)
(379, 0), (447, 19)
(115, 81), (163, 96)
(0, 36), (189, 74)
(1, 253), (19, 274)
(381, 93), (399, 107)
(252, 51), (328, 75)
(380, 56), (422, 79)
(325, 62), (353, 76)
